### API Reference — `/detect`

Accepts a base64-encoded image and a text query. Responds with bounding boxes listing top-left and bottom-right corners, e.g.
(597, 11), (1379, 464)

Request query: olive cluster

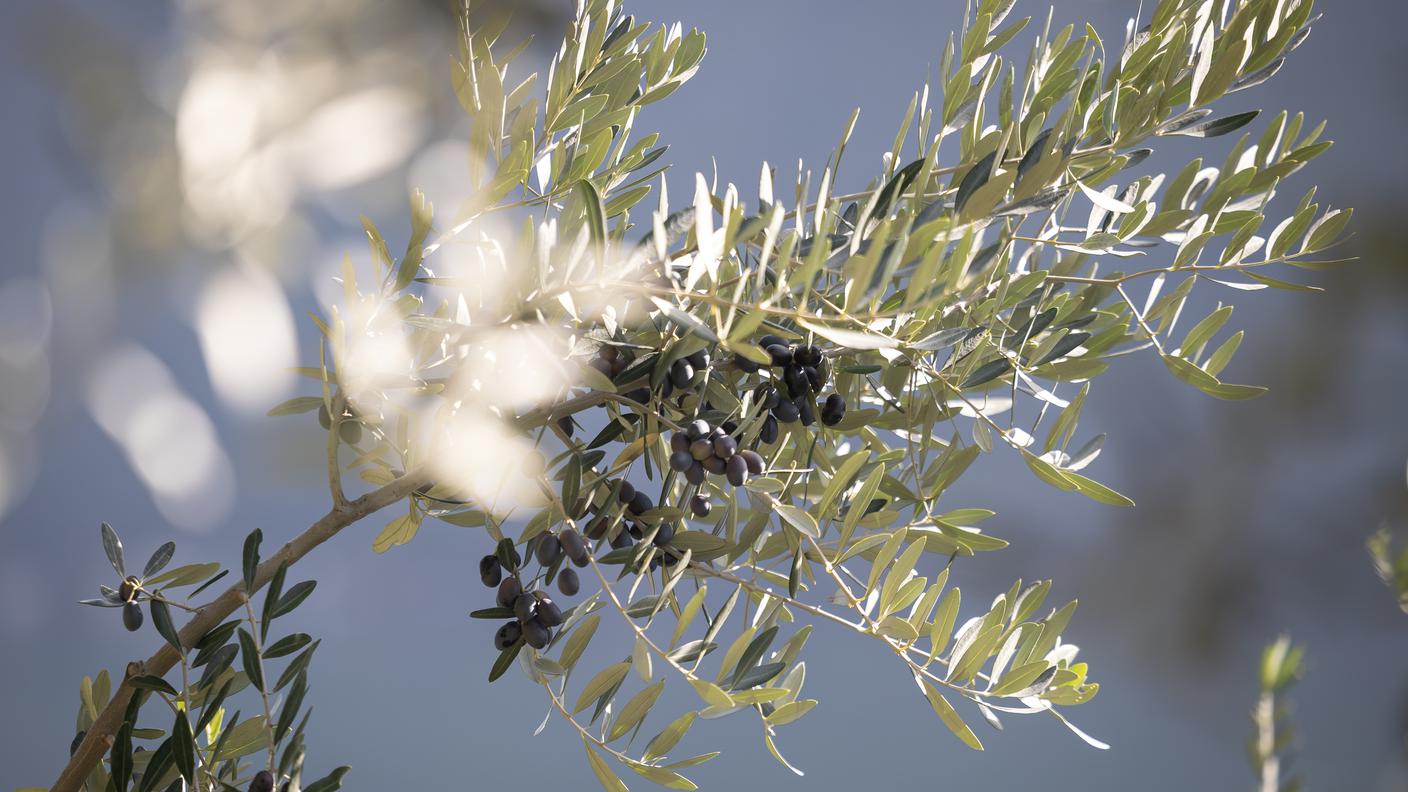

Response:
(668, 418), (764, 491)
(587, 345), (651, 405)
(584, 480), (677, 549)
(734, 334), (846, 434)
(478, 529), (590, 652)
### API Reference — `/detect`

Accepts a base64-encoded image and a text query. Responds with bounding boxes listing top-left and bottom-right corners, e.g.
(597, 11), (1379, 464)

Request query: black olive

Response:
(535, 535), (563, 566)
(494, 621), (521, 650)
(690, 439), (714, 461)
(628, 490), (653, 515)
(671, 432), (691, 453)
(765, 344), (793, 367)
(496, 577), (522, 608)
(609, 528), (635, 549)
(653, 522), (676, 546)
(535, 595), (565, 627)
(338, 420), (362, 445)
(514, 592), (537, 622)
(784, 364), (808, 397)
(685, 462), (706, 485)
(624, 388), (651, 404)
(628, 523), (644, 540)
(317, 404), (331, 430)
(798, 397), (816, 427)
(712, 435), (737, 459)
(721, 421), (738, 435)
(248, 769), (275, 792)
(522, 618), (551, 649)
(70, 731), (86, 756)
(560, 529), (589, 566)
(687, 349), (710, 369)
(759, 334), (787, 349)
(118, 578), (136, 602)
(772, 399), (800, 423)
(496, 537), (521, 571)
(557, 416), (575, 438)
(686, 419), (710, 440)
(670, 359), (694, 388)
(617, 480), (636, 504)
(865, 498), (888, 515)
(585, 516), (609, 540)
(659, 377), (675, 399)
(734, 353), (760, 373)
(690, 494), (712, 517)
(123, 602), (143, 632)
(760, 414), (779, 444)
(726, 454), (749, 487)
(739, 449), (765, 476)
(669, 450), (694, 472)
(800, 345), (823, 367)
(824, 393), (845, 415)
(804, 365), (822, 392)
(702, 455), (726, 475)
(479, 555), (502, 587)
(557, 568), (581, 596)
(757, 385), (781, 409)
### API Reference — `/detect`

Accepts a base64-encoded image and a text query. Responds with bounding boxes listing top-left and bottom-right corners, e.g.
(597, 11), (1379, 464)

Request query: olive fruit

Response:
(557, 567), (581, 596)
(759, 414), (779, 444)
(795, 345), (821, 366)
(653, 522), (676, 546)
(628, 490), (653, 515)
(522, 619), (551, 650)
(513, 592), (537, 622)
(734, 353), (760, 373)
(685, 462), (706, 485)
(628, 523), (644, 540)
(739, 449), (765, 476)
(670, 359), (694, 388)
(701, 455), (726, 475)
(756, 385), (781, 410)
(479, 555), (502, 587)
(822, 393), (846, 426)
(798, 397), (816, 427)
(772, 399), (800, 423)
(687, 439), (710, 461)
(687, 419), (710, 440)
(765, 344), (793, 366)
(669, 450), (693, 472)
(616, 480), (636, 504)
(609, 528), (635, 549)
(671, 432), (691, 453)
(759, 334), (787, 349)
(496, 577), (522, 608)
(624, 387), (651, 404)
(784, 364), (808, 397)
(585, 516), (609, 540)
(726, 454), (749, 487)
(556, 416), (575, 438)
(248, 770), (275, 792)
(70, 731), (86, 756)
(118, 577), (137, 602)
(690, 494), (712, 517)
(712, 435), (737, 459)
(687, 349), (710, 369)
(535, 595), (565, 627)
(494, 621), (522, 650)
(559, 528), (589, 566)
(317, 404), (331, 430)
(804, 365), (822, 392)
(123, 602), (143, 632)
(535, 535), (563, 566)
(338, 419), (362, 445)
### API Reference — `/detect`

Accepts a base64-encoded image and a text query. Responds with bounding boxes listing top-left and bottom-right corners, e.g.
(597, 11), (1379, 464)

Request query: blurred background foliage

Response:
(1, 0), (1406, 789)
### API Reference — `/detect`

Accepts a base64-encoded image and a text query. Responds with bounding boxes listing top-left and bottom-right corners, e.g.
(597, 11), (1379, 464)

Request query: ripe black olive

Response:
(628, 523), (644, 540)
(721, 421), (738, 435)
(798, 398), (816, 427)
(772, 399), (800, 423)
(824, 393), (845, 415)
(690, 494), (712, 517)
(759, 334), (787, 349)
(248, 769), (275, 792)
(759, 414), (779, 444)
(712, 435), (737, 459)
(765, 344), (793, 366)
(669, 450), (694, 472)
(701, 455), (726, 475)
(804, 365), (822, 392)
(659, 378), (675, 399)
(557, 416), (575, 438)
(535, 595), (565, 627)
(514, 592), (537, 622)
(494, 621), (522, 650)
(317, 404), (331, 430)
(726, 454), (749, 487)
(671, 432), (691, 453)
(755, 385), (780, 410)
(609, 528), (635, 549)
(522, 619), (551, 650)
(653, 522), (676, 546)
(496, 577), (522, 608)
(734, 353), (760, 373)
(739, 449), (765, 476)
(123, 602), (143, 632)
(557, 567), (581, 596)
(586, 516), (609, 540)
(670, 359), (694, 388)
(479, 555), (502, 587)
(624, 388), (651, 404)
(628, 490), (653, 515)
(559, 529), (589, 566)
(783, 364), (808, 397)
(685, 462), (706, 485)
(686, 419), (710, 440)
(535, 535), (563, 566)
(616, 480), (636, 504)
(687, 349), (710, 369)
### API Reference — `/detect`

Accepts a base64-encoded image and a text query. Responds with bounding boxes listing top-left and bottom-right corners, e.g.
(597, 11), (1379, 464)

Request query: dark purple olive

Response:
(685, 462), (706, 485)
(522, 619), (551, 650)
(690, 494), (712, 517)
(479, 555), (503, 587)
(739, 449), (765, 476)
(772, 399), (800, 423)
(556, 416), (575, 437)
(628, 490), (653, 515)
(535, 595), (565, 627)
(616, 480), (636, 504)
(734, 353), (760, 373)
(865, 498), (888, 515)
(799, 345), (823, 366)
(535, 535), (563, 566)
(494, 620), (522, 650)
(701, 455), (726, 475)
(798, 397), (816, 427)
(784, 364), (808, 397)
(586, 516), (609, 540)
(624, 388), (651, 404)
(558, 568), (581, 596)
(760, 414), (779, 444)
(712, 435), (737, 459)
(824, 393), (845, 415)
(653, 522), (676, 546)
(689, 439), (713, 461)
(671, 432), (691, 453)
(669, 450), (694, 472)
(755, 385), (780, 410)
(496, 577), (522, 608)
(804, 365), (822, 392)
(248, 769), (275, 792)
(759, 334), (787, 349)
(721, 421), (738, 435)
(560, 529), (589, 566)
(726, 454), (749, 487)
(609, 528), (635, 549)
(686, 419), (710, 440)
(628, 523), (644, 540)
(514, 592), (537, 622)
(687, 349), (710, 369)
(670, 359), (694, 388)
(123, 602), (143, 632)
(765, 344), (793, 366)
